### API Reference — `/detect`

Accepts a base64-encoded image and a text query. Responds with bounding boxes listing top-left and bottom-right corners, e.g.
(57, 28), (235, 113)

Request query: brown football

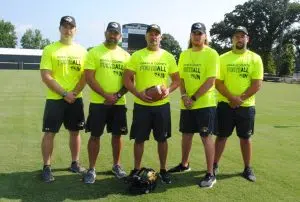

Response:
(145, 85), (165, 101)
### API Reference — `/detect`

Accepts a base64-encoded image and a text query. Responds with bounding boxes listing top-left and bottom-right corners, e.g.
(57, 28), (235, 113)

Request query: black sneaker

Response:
(213, 163), (219, 176)
(42, 165), (55, 183)
(198, 173), (216, 188)
(159, 170), (172, 184)
(242, 167), (256, 182)
(168, 163), (191, 173)
(69, 161), (86, 174)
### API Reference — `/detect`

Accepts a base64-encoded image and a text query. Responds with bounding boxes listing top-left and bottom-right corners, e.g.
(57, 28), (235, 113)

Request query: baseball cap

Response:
(146, 24), (161, 34)
(60, 16), (76, 27)
(106, 22), (121, 33)
(234, 26), (248, 35)
(191, 22), (206, 34)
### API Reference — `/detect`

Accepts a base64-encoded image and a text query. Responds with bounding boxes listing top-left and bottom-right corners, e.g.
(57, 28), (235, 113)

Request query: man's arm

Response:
(72, 73), (86, 96)
(180, 78), (193, 109)
(240, 79), (262, 101)
(123, 69), (152, 103)
(40, 69), (76, 103)
(215, 79), (243, 108)
(85, 69), (117, 104)
(191, 77), (216, 100)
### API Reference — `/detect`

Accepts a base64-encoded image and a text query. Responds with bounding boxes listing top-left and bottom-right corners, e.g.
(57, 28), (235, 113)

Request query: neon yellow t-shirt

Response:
(84, 44), (130, 104)
(126, 48), (178, 106)
(40, 41), (87, 99)
(217, 50), (264, 106)
(179, 46), (219, 109)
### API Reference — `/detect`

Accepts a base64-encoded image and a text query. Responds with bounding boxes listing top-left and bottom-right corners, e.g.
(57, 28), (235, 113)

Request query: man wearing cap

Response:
(40, 16), (87, 182)
(123, 24), (180, 184)
(83, 22), (130, 184)
(213, 26), (263, 182)
(168, 22), (219, 188)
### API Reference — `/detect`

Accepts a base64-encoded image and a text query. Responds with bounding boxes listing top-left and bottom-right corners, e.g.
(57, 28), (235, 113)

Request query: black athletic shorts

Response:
(42, 98), (85, 133)
(130, 103), (171, 143)
(85, 103), (128, 137)
(179, 107), (216, 137)
(215, 102), (256, 139)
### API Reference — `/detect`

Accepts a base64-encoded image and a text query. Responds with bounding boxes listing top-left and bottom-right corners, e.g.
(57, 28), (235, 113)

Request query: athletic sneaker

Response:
(242, 167), (256, 182)
(42, 165), (55, 183)
(84, 168), (96, 184)
(112, 164), (127, 179)
(159, 170), (172, 184)
(168, 163), (191, 173)
(213, 163), (219, 175)
(69, 161), (86, 174)
(198, 173), (216, 188)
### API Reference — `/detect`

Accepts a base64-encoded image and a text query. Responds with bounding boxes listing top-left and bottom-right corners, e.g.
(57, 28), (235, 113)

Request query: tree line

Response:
(1, 0), (299, 76)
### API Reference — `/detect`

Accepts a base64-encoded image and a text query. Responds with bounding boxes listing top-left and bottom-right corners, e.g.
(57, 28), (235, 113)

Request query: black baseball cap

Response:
(146, 24), (161, 34)
(234, 26), (248, 35)
(60, 16), (76, 27)
(191, 22), (206, 34)
(106, 22), (121, 33)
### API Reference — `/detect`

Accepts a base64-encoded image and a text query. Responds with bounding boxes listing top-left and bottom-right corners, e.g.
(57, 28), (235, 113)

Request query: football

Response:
(145, 85), (166, 101)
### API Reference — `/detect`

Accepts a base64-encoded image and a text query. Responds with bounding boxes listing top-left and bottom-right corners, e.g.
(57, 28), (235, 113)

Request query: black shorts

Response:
(215, 102), (256, 139)
(85, 103), (128, 137)
(42, 98), (85, 133)
(179, 107), (216, 137)
(130, 103), (171, 143)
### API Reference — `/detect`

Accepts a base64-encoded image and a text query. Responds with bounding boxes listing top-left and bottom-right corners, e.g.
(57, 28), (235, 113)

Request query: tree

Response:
(21, 29), (51, 49)
(160, 33), (182, 63)
(0, 19), (17, 48)
(210, 0), (300, 73)
(278, 43), (295, 76)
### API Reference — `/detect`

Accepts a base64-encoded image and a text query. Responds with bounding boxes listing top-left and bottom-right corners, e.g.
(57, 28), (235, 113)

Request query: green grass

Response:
(0, 70), (299, 202)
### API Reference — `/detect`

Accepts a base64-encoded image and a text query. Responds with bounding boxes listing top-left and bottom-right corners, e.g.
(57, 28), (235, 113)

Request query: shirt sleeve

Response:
(251, 54), (264, 80)
(84, 49), (96, 70)
(205, 51), (219, 78)
(217, 56), (225, 81)
(178, 52), (184, 78)
(40, 46), (52, 70)
(168, 53), (178, 74)
(126, 53), (137, 72)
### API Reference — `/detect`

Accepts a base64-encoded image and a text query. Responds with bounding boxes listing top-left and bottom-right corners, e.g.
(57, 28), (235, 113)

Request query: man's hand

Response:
(182, 96), (193, 109)
(104, 93), (118, 105)
(138, 91), (153, 103)
(63, 92), (77, 104)
(161, 87), (170, 99)
(229, 96), (243, 108)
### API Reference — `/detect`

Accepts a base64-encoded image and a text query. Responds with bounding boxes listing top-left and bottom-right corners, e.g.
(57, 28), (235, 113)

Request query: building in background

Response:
(122, 23), (148, 54)
(0, 48), (42, 70)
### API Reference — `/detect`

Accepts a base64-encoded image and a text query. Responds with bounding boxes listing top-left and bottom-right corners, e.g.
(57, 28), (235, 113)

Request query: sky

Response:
(1, 0), (248, 49)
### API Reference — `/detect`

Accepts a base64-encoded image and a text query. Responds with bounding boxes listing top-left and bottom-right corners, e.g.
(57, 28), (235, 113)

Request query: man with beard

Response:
(123, 24), (180, 184)
(213, 26), (263, 182)
(40, 16), (87, 182)
(168, 22), (219, 188)
(83, 22), (130, 184)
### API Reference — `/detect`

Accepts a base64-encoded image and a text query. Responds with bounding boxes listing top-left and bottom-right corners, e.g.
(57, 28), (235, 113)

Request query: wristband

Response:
(191, 95), (197, 101)
(62, 91), (68, 98)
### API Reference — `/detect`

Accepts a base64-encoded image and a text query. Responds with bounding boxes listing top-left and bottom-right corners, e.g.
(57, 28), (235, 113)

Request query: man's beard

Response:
(106, 38), (118, 45)
(236, 42), (245, 50)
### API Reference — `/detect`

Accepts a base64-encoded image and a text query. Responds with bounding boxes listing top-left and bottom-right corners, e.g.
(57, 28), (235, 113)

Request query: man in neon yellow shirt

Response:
(40, 16), (87, 182)
(168, 23), (219, 188)
(83, 22), (130, 184)
(214, 26), (263, 182)
(123, 24), (180, 184)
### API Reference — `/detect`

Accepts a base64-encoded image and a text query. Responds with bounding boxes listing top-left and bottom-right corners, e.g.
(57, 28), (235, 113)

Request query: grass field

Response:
(0, 70), (299, 202)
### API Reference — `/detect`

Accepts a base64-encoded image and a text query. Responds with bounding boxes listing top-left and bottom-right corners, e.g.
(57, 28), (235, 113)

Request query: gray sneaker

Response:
(112, 165), (127, 179)
(42, 166), (55, 183)
(199, 173), (216, 188)
(84, 168), (96, 184)
(69, 161), (86, 174)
